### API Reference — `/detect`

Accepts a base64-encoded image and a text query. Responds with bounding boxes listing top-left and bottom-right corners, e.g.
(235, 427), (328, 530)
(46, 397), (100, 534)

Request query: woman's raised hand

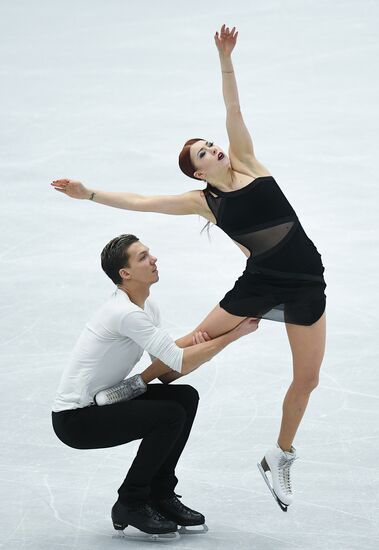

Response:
(214, 24), (238, 57)
(51, 179), (90, 200)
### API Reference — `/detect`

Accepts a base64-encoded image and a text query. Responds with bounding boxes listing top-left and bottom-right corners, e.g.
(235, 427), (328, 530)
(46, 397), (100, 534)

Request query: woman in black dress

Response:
(52, 25), (327, 512)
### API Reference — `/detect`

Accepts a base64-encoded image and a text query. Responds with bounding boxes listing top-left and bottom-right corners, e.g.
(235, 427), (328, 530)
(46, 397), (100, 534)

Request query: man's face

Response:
(120, 241), (159, 284)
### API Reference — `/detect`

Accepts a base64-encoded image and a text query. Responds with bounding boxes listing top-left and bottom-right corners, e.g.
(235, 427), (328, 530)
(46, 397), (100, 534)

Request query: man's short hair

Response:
(101, 234), (139, 285)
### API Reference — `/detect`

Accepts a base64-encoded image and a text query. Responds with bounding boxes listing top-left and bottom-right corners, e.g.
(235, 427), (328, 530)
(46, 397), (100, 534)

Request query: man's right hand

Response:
(231, 317), (260, 340)
(51, 179), (90, 199)
(192, 331), (211, 345)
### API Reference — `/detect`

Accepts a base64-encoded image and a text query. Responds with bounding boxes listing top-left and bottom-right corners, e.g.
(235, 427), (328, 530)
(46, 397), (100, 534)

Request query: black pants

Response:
(52, 384), (199, 505)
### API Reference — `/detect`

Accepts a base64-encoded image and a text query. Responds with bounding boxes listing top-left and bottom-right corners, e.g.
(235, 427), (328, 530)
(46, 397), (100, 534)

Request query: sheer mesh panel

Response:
(204, 190), (222, 223)
(233, 221), (295, 256)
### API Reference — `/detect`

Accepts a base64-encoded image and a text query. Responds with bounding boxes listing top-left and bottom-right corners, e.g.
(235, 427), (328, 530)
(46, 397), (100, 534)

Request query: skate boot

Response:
(95, 374), (146, 406)
(111, 499), (179, 541)
(257, 444), (297, 512)
(152, 493), (208, 535)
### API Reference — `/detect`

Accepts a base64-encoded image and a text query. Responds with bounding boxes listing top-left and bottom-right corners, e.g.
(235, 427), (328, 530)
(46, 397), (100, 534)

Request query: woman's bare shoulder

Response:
(193, 188), (217, 224)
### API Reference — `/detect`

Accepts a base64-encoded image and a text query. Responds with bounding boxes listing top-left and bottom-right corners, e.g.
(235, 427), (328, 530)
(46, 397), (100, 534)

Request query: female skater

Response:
(52, 25), (327, 512)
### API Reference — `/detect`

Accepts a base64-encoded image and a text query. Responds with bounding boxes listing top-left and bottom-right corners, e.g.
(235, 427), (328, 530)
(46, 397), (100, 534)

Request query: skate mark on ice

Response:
(43, 474), (107, 537)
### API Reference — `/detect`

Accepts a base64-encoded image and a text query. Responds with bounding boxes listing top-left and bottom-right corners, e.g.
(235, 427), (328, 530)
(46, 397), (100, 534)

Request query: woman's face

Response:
(190, 140), (229, 180)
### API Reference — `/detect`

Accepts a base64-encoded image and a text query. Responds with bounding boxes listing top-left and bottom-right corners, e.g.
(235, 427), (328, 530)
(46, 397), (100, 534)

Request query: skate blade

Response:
(114, 525), (180, 542)
(178, 523), (209, 535)
(257, 462), (288, 513)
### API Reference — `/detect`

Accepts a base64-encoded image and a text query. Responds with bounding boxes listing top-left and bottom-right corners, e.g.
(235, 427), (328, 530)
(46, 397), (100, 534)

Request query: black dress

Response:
(203, 175), (327, 326)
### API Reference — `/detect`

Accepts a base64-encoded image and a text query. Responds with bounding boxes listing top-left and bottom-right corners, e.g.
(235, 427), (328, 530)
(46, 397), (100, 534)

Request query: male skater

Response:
(52, 234), (259, 541)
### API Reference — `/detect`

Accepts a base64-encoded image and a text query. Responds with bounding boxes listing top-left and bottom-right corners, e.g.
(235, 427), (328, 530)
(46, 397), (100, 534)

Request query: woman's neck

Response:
(207, 167), (235, 191)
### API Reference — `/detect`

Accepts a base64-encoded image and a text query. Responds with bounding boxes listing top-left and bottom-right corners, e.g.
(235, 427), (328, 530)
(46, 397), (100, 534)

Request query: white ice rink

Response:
(1, 0), (378, 548)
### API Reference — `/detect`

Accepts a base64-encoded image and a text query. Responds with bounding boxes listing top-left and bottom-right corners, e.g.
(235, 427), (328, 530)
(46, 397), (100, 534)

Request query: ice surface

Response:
(1, 0), (378, 548)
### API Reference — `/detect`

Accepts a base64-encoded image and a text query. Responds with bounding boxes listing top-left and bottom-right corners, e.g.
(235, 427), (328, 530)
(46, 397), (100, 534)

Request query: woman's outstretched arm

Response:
(51, 179), (205, 216)
(215, 24), (259, 166)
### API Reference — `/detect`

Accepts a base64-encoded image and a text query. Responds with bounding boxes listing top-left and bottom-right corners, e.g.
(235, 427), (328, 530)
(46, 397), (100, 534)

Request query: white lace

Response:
(278, 455), (296, 495)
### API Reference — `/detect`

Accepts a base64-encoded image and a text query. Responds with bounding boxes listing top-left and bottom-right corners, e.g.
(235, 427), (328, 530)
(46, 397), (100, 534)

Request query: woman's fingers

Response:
(51, 179), (87, 200)
(219, 24), (236, 34)
(51, 182), (67, 190)
(216, 24), (238, 48)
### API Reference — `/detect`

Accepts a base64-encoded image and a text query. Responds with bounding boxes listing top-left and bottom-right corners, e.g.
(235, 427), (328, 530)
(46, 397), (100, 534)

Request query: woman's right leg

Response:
(191, 304), (247, 337)
(52, 399), (187, 505)
(141, 304), (247, 382)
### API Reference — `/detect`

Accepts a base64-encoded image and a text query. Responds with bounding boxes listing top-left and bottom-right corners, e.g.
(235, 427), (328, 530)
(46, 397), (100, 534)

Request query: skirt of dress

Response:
(219, 259), (327, 326)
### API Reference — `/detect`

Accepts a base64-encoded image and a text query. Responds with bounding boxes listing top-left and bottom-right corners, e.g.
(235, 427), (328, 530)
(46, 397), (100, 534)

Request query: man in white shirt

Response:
(52, 234), (259, 540)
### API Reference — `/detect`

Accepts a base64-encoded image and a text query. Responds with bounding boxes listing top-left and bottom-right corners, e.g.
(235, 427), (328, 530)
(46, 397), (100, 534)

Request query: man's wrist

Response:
(218, 331), (236, 347)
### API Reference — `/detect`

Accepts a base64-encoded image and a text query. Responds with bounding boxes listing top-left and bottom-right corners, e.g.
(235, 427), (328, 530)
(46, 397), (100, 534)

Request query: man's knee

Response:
(180, 384), (200, 402)
(160, 401), (187, 426)
(173, 385), (200, 409)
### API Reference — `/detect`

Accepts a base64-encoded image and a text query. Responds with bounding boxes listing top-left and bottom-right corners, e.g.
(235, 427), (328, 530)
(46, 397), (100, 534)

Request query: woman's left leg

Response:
(277, 312), (326, 451)
(141, 304), (246, 383)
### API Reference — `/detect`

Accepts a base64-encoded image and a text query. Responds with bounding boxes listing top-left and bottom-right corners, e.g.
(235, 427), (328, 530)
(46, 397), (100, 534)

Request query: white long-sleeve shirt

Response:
(52, 288), (184, 412)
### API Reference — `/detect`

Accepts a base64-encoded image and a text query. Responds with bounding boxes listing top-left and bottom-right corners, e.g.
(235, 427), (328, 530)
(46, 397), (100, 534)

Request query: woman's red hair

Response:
(178, 138), (205, 180)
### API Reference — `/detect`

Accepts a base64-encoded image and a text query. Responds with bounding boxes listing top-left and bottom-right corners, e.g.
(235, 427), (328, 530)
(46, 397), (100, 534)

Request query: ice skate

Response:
(95, 374), (147, 406)
(111, 500), (179, 542)
(257, 444), (297, 512)
(152, 493), (208, 535)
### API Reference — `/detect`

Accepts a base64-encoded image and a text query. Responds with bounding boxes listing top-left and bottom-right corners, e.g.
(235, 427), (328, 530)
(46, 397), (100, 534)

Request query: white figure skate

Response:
(257, 444), (297, 512)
